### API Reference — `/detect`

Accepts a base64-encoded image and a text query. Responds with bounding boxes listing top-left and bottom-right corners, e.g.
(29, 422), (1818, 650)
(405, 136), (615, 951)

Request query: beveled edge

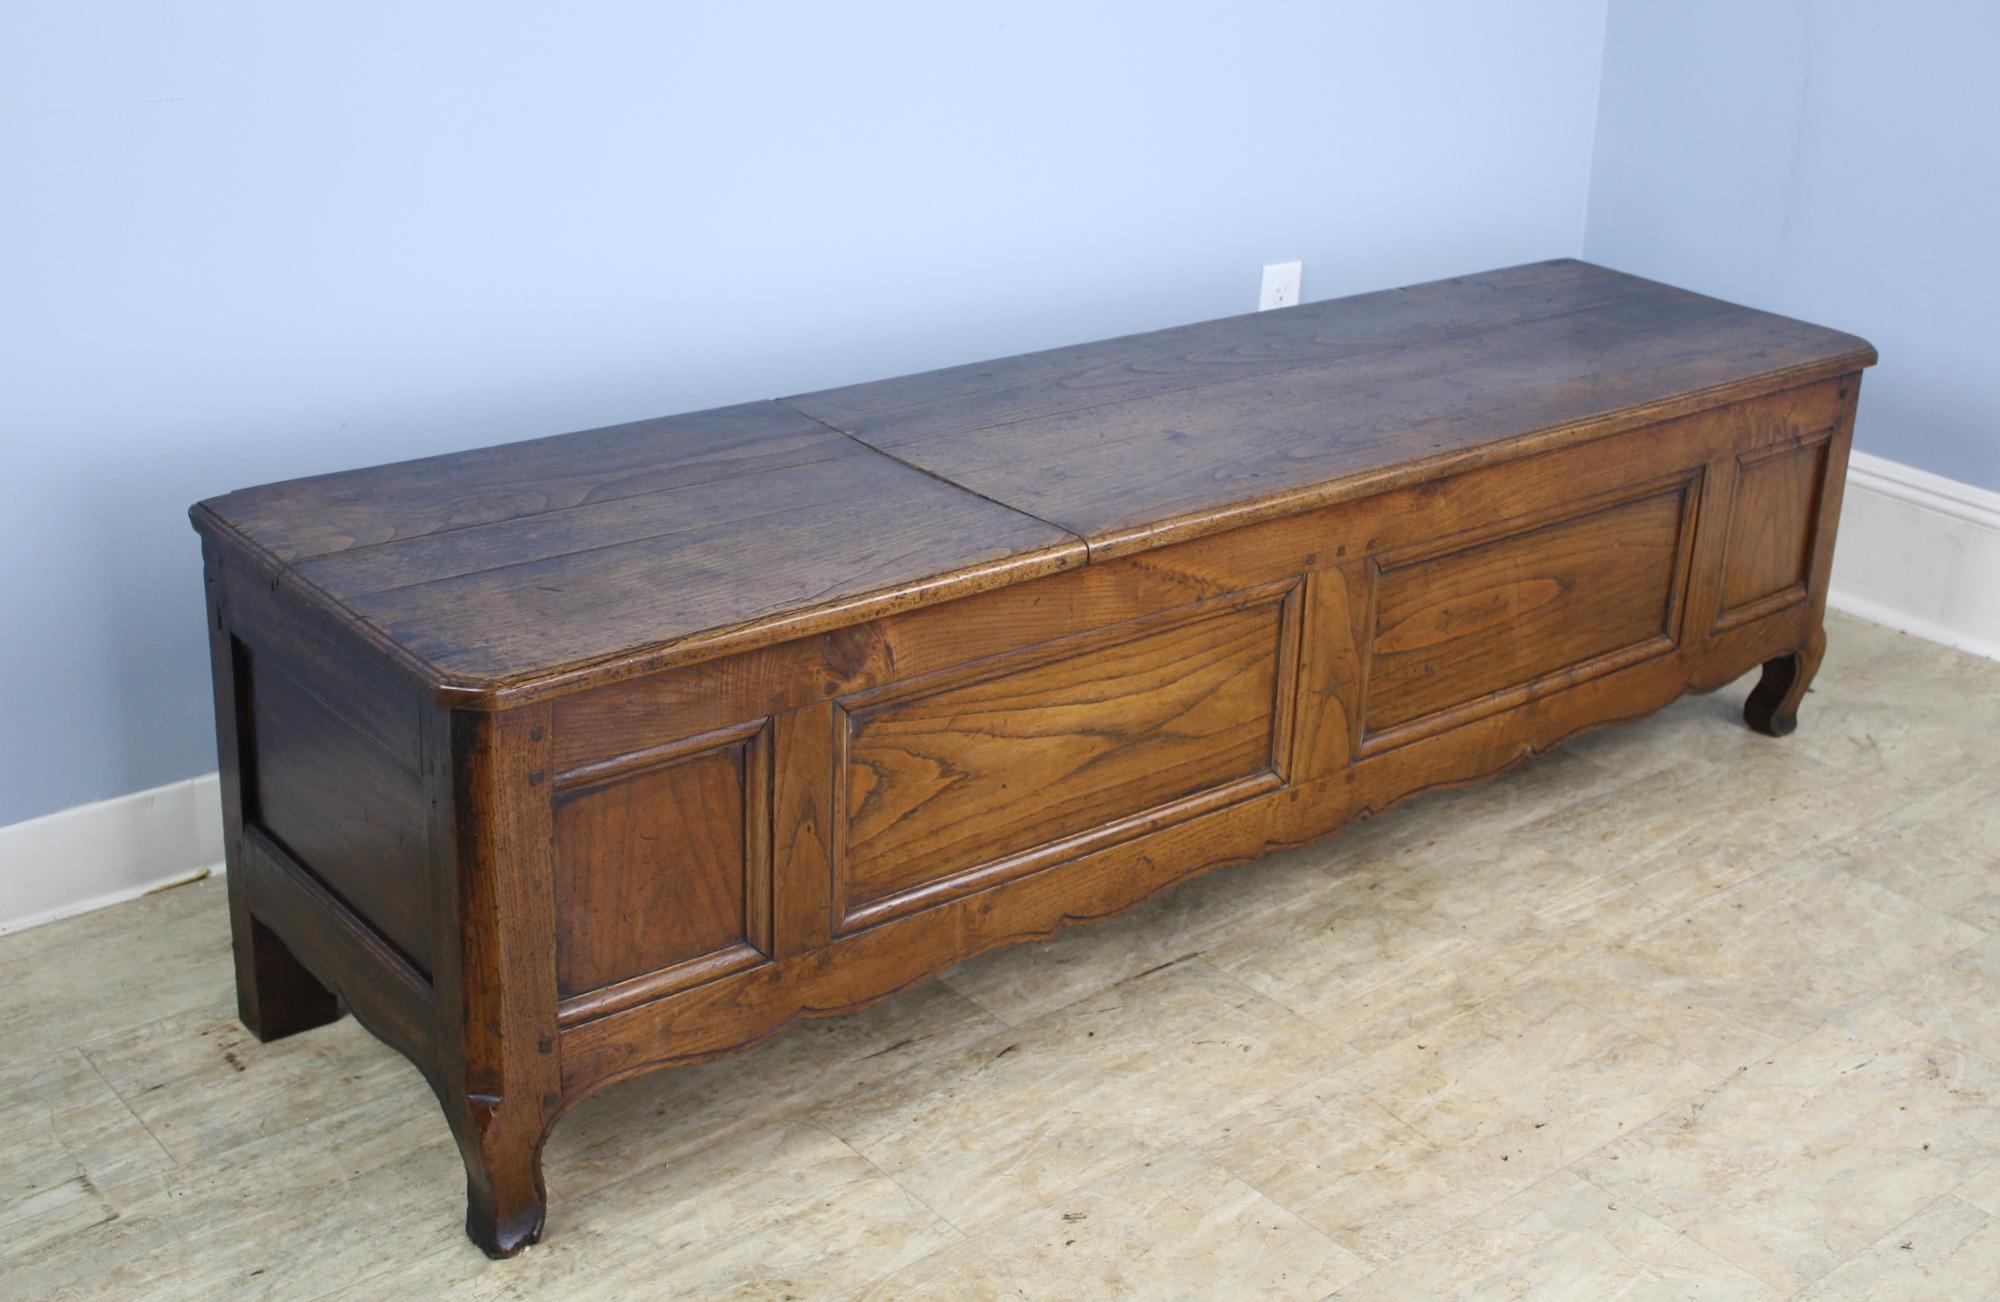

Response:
(1081, 345), (1877, 561)
(191, 498), (1090, 709)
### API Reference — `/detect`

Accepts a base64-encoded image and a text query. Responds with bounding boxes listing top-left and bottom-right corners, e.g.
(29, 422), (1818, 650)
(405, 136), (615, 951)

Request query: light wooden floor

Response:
(5, 611), (1999, 1300)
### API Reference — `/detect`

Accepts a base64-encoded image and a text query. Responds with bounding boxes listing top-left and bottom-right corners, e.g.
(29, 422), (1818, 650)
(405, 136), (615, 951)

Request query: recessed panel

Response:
(1364, 483), (1690, 738)
(837, 593), (1295, 925)
(245, 652), (432, 977)
(553, 731), (768, 1002)
(1717, 441), (1827, 625)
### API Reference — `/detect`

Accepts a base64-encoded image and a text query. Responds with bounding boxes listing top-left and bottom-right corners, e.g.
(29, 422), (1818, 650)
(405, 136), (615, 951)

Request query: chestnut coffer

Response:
(189, 260), (1876, 1255)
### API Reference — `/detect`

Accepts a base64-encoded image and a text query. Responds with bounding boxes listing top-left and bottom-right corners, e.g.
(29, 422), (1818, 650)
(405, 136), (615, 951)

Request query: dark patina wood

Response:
(190, 260), (1875, 1255)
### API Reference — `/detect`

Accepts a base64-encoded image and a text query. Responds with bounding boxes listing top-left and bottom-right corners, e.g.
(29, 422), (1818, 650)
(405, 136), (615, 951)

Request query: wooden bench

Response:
(189, 259), (1875, 1255)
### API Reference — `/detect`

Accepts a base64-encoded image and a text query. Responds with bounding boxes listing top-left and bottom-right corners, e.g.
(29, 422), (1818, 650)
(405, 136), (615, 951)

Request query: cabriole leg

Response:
(443, 1094), (549, 1258)
(1744, 625), (1827, 738)
(430, 702), (564, 1258)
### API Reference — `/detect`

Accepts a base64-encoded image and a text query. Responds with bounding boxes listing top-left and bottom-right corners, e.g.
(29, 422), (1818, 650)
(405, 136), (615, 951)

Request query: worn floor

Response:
(4, 610), (1999, 1300)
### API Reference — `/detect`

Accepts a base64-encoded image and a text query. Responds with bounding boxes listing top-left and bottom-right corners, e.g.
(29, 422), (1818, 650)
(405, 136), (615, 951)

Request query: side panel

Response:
(205, 542), (440, 1082)
(242, 652), (433, 976)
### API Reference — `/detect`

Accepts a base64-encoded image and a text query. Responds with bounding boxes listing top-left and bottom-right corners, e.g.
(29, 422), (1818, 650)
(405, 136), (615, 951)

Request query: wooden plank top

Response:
(788, 260), (1876, 553)
(192, 260), (1875, 703)
(194, 400), (1086, 698)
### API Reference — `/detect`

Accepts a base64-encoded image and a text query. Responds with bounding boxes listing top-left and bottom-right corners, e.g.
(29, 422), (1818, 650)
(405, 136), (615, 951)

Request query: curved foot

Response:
(1744, 627), (1826, 738)
(448, 1099), (549, 1258)
(466, 1173), (546, 1259)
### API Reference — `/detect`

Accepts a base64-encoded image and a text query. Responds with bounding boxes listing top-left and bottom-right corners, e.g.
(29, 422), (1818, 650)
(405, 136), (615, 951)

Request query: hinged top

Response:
(191, 259), (1875, 704)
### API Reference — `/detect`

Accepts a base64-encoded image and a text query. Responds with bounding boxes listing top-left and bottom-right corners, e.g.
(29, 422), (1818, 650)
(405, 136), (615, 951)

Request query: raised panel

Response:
(1361, 479), (1694, 747)
(1716, 439), (1828, 628)
(243, 649), (432, 977)
(834, 586), (1300, 929)
(552, 722), (771, 1021)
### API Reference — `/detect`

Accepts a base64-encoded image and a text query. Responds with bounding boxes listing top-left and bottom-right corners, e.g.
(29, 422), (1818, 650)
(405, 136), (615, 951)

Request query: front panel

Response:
(1715, 437), (1831, 631)
(539, 378), (1857, 1059)
(1357, 475), (1699, 753)
(833, 583), (1302, 930)
(550, 721), (773, 1023)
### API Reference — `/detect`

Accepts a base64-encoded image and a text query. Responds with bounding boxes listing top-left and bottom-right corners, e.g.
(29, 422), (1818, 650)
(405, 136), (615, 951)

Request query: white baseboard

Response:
(0, 451), (1991, 938)
(1829, 451), (2000, 662)
(0, 773), (225, 936)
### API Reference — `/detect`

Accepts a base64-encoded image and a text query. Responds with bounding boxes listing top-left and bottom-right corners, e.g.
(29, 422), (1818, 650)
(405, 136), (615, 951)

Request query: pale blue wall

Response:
(1585, 0), (2000, 492)
(0, 2), (1614, 826)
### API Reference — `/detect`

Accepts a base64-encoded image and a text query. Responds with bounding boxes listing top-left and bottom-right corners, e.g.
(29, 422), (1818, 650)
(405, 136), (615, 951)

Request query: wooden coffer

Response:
(190, 259), (1874, 1255)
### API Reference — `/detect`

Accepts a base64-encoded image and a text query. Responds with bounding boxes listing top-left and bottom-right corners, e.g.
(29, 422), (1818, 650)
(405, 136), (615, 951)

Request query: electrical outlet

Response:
(1258, 260), (1302, 311)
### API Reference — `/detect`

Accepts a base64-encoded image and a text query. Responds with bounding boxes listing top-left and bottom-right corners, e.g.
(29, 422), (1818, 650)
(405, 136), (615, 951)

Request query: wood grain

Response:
(243, 653), (433, 976)
(199, 400), (851, 564)
(430, 704), (566, 1258)
(552, 729), (767, 1002)
(204, 541), (345, 1044)
(785, 259), (1649, 446)
(1717, 439), (1828, 626)
(307, 444), (1084, 690)
(834, 289), (1869, 549)
(837, 591), (1294, 922)
(1363, 481), (1690, 736)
